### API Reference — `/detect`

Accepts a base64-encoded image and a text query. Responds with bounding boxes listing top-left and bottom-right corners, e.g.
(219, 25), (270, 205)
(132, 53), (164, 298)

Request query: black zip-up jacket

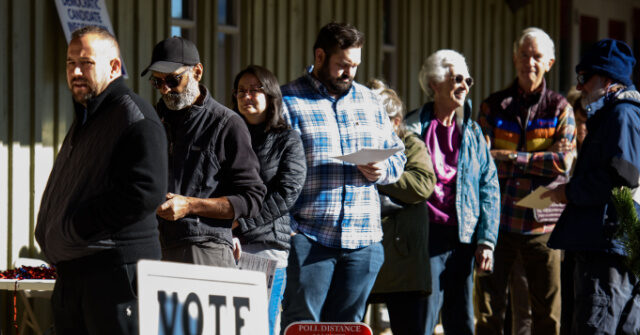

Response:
(157, 85), (266, 248)
(35, 77), (168, 265)
(234, 123), (306, 250)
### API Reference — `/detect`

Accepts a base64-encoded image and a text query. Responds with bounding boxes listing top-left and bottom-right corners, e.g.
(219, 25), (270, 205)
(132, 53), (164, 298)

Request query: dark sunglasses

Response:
(452, 74), (474, 87)
(576, 72), (595, 86)
(149, 69), (188, 89)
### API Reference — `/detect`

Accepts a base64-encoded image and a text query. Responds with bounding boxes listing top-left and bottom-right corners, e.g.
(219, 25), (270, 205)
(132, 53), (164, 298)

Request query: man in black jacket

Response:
(142, 36), (266, 268)
(35, 26), (168, 334)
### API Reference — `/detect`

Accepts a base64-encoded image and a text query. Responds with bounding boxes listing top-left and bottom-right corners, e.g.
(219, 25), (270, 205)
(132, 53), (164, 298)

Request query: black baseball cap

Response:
(141, 36), (200, 76)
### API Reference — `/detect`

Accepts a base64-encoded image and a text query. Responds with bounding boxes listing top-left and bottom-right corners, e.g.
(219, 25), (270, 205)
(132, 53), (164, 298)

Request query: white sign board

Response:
(138, 260), (268, 335)
(54, 0), (128, 78)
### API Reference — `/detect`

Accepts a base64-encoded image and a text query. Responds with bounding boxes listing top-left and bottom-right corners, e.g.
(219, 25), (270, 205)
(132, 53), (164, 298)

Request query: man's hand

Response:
(549, 138), (573, 152)
(541, 184), (568, 204)
(156, 193), (191, 221)
(475, 244), (494, 272)
(490, 149), (517, 161)
(357, 162), (383, 182)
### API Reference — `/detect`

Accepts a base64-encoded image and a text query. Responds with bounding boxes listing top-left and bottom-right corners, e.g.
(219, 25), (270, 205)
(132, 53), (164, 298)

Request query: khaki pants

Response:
(162, 241), (237, 268)
(475, 232), (561, 335)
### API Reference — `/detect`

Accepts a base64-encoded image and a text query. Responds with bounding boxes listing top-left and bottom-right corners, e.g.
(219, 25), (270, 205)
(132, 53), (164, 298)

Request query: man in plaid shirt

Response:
(279, 22), (406, 329)
(475, 27), (576, 335)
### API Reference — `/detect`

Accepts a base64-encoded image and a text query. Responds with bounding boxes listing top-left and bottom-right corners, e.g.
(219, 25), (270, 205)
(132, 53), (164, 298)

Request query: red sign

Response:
(284, 322), (373, 335)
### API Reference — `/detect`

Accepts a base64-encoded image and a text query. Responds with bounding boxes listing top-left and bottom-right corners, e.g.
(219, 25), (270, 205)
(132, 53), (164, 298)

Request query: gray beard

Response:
(162, 76), (200, 110)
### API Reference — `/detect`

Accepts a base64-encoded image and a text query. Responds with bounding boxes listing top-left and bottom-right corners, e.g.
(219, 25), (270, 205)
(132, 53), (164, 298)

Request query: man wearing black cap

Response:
(545, 39), (640, 334)
(142, 36), (266, 267)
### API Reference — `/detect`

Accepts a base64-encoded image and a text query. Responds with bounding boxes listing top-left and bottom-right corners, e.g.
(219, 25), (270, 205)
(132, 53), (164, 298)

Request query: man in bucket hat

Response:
(544, 39), (640, 334)
(142, 36), (265, 267)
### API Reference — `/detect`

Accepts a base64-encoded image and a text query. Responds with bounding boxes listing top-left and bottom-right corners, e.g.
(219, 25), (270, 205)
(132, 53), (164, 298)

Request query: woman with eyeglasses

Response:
(405, 49), (500, 335)
(231, 65), (306, 335)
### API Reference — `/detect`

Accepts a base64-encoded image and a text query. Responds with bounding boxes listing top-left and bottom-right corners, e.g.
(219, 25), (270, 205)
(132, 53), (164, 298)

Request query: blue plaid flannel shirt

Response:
(281, 67), (406, 249)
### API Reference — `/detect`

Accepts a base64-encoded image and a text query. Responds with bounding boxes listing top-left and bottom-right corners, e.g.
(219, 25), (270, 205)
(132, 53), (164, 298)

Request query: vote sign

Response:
(138, 260), (268, 335)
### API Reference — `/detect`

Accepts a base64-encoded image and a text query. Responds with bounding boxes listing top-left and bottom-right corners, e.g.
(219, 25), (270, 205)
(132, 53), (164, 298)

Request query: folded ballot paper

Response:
(237, 253), (278, 297)
(333, 147), (402, 165)
(516, 186), (553, 209)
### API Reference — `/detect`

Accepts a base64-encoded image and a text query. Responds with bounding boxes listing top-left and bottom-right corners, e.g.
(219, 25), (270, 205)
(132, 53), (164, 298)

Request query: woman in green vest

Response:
(367, 81), (437, 334)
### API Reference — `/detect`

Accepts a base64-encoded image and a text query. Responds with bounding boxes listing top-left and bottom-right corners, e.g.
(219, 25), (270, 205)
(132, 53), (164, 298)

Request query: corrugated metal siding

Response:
(238, 0), (385, 97)
(235, 0), (560, 116)
(1, 1), (171, 331)
(392, 0), (561, 115)
(0, 0), (562, 275)
(0, 0), (567, 331)
(0, 0), (170, 270)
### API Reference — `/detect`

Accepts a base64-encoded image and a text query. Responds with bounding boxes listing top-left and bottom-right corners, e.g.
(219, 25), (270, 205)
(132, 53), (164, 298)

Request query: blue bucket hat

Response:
(576, 38), (636, 87)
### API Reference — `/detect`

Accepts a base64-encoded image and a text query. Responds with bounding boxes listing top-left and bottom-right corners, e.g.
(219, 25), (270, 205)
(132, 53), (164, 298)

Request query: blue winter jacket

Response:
(549, 87), (640, 256)
(406, 100), (501, 248)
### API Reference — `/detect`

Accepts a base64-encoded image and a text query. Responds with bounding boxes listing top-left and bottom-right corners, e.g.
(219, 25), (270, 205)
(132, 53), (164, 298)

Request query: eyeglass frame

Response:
(149, 68), (189, 89)
(234, 86), (265, 98)
(452, 73), (474, 87)
(576, 72), (595, 86)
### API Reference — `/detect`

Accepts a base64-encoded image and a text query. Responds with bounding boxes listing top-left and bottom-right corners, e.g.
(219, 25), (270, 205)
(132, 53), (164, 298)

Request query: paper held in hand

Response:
(516, 186), (553, 209)
(332, 147), (402, 165)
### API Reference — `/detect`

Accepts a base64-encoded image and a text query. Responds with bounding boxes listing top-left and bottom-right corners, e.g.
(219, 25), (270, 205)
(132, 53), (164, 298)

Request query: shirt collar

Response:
(585, 88), (624, 119)
(73, 77), (128, 125)
(513, 78), (547, 106)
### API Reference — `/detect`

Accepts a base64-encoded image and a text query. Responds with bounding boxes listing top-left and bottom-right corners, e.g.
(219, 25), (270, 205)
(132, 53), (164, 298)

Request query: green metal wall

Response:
(0, 1), (562, 330)
(235, 0), (560, 114)
(0, 0), (171, 271)
(0, 0), (562, 275)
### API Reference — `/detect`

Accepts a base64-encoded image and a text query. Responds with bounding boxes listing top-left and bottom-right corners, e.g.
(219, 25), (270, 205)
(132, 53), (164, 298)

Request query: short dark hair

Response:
(71, 25), (121, 57)
(232, 65), (289, 133)
(313, 22), (365, 56)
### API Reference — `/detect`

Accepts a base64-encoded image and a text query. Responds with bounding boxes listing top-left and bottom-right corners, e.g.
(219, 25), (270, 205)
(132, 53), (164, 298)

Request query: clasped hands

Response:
(156, 192), (191, 221)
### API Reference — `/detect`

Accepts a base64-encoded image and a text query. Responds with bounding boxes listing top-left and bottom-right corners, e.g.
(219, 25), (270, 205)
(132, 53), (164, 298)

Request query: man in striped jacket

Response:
(475, 27), (576, 335)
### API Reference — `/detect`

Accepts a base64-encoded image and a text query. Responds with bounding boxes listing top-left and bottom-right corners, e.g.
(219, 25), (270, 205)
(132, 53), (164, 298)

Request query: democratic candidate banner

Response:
(54, 0), (129, 78)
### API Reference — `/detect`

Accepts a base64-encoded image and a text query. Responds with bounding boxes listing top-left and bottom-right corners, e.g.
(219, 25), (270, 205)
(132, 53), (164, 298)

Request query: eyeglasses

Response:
(149, 69), (188, 89)
(452, 74), (474, 87)
(576, 72), (595, 86)
(234, 87), (265, 98)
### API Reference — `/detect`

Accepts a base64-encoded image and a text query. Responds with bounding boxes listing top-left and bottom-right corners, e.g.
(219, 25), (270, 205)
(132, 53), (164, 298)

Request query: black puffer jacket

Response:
(234, 123), (306, 250)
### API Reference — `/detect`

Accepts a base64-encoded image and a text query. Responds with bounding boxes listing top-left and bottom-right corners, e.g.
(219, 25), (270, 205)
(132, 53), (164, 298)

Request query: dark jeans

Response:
(52, 258), (139, 335)
(560, 251), (575, 335)
(475, 232), (561, 335)
(424, 224), (476, 335)
(374, 291), (428, 334)
(571, 251), (640, 335)
(280, 234), (384, 332)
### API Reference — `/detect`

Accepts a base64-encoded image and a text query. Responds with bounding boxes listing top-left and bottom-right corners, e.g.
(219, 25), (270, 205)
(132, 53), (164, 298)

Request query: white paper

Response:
(332, 147), (402, 165)
(515, 186), (553, 209)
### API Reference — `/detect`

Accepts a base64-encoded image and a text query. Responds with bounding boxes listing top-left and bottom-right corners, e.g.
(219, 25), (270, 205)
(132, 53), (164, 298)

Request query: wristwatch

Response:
(508, 152), (518, 161)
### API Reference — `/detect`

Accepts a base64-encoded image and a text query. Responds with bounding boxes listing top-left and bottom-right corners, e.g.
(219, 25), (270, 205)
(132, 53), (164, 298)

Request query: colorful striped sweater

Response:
(478, 79), (576, 234)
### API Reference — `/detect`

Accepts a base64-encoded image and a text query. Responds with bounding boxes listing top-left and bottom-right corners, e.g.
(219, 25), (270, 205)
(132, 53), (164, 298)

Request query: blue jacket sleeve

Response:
(476, 124), (501, 248)
(567, 103), (640, 205)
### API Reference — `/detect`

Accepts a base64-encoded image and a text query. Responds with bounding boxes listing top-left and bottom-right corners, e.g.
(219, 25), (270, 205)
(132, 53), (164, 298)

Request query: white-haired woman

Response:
(406, 49), (500, 335)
